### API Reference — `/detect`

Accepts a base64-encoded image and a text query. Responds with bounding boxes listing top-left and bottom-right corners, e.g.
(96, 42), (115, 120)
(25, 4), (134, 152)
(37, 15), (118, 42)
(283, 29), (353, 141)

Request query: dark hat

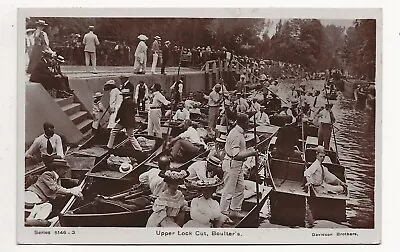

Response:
(120, 76), (129, 81)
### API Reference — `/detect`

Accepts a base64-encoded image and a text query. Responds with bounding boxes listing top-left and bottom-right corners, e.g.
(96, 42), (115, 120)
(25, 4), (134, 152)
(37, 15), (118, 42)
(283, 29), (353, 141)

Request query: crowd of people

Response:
(24, 19), (347, 228)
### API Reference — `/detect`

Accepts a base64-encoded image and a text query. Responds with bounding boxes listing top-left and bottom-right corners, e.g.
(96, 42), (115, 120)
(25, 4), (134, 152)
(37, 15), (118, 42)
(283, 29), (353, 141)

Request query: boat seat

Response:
(306, 136), (319, 147)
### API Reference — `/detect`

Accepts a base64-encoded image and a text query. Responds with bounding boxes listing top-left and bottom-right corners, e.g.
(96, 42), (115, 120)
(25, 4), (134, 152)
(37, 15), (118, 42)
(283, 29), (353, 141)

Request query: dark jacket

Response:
(120, 80), (135, 98)
(275, 124), (299, 155)
(116, 98), (136, 128)
(162, 45), (170, 62)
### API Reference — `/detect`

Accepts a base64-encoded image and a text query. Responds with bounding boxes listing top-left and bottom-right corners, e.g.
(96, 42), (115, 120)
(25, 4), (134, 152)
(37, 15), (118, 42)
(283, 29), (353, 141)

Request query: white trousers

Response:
(147, 109), (162, 138)
(25, 191), (52, 220)
(107, 123), (142, 151)
(219, 159), (245, 213)
(151, 53), (159, 73)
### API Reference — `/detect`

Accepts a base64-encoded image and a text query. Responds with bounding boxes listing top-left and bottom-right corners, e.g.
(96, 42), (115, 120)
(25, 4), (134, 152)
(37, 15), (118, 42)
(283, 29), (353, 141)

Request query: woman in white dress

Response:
(133, 34), (148, 74)
(183, 178), (232, 228)
(146, 169), (190, 227)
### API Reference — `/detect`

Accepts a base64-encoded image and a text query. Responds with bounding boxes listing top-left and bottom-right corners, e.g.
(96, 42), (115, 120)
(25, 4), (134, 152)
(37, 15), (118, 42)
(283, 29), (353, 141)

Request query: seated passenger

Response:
(146, 169), (190, 227)
(173, 102), (190, 121)
(186, 156), (224, 182)
(25, 122), (65, 168)
(168, 119), (207, 162)
(304, 146), (347, 194)
(25, 161), (83, 226)
(138, 156), (170, 197)
(183, 178), (232, 228)
(273, 122), (302, 160)
(250, 105), (270, 125)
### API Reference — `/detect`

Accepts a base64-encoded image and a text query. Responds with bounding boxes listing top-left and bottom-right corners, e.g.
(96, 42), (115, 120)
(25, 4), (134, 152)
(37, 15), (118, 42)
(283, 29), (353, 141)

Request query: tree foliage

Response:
(343, 19), (376, 80)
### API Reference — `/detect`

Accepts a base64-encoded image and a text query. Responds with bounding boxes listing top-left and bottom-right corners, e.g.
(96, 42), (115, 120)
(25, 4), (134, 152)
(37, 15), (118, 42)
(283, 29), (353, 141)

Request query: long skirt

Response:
(27, 45), (43, 74)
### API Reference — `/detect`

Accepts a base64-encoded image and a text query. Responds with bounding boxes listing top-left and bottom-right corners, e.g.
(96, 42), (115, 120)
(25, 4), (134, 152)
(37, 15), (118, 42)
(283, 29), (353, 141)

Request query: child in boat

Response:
(146, 169), (190, 227)
(183, 177), (232, 228)
(304, 146), (347, 194)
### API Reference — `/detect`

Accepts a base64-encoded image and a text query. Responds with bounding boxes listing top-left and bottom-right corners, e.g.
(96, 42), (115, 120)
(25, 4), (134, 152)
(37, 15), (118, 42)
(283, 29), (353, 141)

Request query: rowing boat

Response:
(265, 136), (310, 227)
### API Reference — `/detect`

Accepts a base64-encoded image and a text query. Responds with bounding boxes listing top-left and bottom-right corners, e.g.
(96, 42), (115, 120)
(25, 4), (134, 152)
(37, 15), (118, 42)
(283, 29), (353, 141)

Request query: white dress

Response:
(183, 197), (223, 228)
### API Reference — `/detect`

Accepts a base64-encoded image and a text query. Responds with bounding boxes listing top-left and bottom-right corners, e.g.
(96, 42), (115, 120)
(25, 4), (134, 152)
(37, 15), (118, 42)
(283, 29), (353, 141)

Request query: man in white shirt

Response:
(148, 83), (171, 137)
(313, 103), (336, 150)
(168, 119), (207, 162)
(83, 26), (100, 73)
(25, 122), (64, 167)
(186, 156), (223, 181)
(208, 84), (222, 133)
(304, 146), (346, 194)
(151, 36), (161, 74)
(173, 102), (190, 121)
(170, 79), (184, 105)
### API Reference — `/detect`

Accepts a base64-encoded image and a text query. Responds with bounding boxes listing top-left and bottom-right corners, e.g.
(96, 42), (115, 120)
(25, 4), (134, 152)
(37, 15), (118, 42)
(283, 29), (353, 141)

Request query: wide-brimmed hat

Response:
(119, 162), (133, 174)
(120, 89), (133, 96)
(154, 35), (161, 40)
(88, 25), (95, 29)
(159, 169), (189, 184)
(188, 177), (223, 189)
(165, 40), (171, 45)
(35, 20), (48, 26)
(138, 34), (148, 40)
(93, 92), (103, 98)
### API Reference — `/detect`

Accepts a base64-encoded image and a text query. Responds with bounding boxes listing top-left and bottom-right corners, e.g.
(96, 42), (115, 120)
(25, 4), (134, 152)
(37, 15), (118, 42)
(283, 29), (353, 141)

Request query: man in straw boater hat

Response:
(24, 159), (83, 226)
(312, 102), (336, 150)
(91, 92), (105, 134)
(186, 155), (224, 182)
(151, 35), (162, 74)
(83, 25), (100, 73)
(103, 79), (122, 130)
(106, 89), (143, 151)
(133, 34), (148, 74)
(119, 75), (135, 99)
(304, 146), (347, 194)
(183, 177), (233, 228)
(148, 83), (171, 137)
(220, 113), (257, 219)
(207, 83), (222, 134)
(134, 80), (149, 112)
(208, 134), (227, 161)
(146, 169), (190, 227)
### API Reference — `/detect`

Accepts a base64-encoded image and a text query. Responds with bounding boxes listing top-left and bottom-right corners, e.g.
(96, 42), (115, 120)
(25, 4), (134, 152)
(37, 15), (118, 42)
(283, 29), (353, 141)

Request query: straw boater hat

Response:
(165, 40), (171, 45)
(137, 34), (148, 40)
(216, 134), (227, 143)
(159, 169), (189, 185)
(56, 55), (65, 63)
(154, 35), (161, 40)
(207, 156), (222, 168)
(93, 92), (103, 98)
(120, 89), (133, 96)
(88, 25), (95, 30)
(119, 162), (133, 174)
(36, 20), (48, 26)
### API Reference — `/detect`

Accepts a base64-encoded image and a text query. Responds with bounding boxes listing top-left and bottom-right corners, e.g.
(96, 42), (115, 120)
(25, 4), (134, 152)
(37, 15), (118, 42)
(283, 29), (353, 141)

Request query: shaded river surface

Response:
(260, 80), (376, 229)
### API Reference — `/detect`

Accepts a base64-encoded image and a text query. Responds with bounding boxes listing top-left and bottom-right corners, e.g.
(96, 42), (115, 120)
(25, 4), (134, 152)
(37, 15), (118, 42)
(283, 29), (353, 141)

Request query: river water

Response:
(259, 80), (376, 228)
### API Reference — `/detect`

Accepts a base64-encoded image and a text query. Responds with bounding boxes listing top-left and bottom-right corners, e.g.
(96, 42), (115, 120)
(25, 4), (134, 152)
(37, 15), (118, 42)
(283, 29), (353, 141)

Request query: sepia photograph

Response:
(17, 8), (381, 245)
